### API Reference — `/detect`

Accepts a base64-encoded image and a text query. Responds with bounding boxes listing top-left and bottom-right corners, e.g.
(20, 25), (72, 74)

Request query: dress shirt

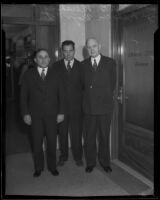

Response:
(64, 59), (74, 69)
(91, 54), (101, 67)
(37, 66), (48, 76)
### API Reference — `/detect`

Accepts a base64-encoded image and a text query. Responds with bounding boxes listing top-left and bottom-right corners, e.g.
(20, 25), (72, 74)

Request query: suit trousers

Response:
(31, 115), (57, 171)
(58, 113), (83, 162)
(84, 113), (112, 168)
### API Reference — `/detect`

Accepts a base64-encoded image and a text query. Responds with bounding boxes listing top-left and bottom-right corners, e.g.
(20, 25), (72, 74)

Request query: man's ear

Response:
(34, 58), (37, 63)
(99, 44), (101, 50)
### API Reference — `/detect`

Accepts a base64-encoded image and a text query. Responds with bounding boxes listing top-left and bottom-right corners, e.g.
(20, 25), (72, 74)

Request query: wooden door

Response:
(117, 5), (157, 181)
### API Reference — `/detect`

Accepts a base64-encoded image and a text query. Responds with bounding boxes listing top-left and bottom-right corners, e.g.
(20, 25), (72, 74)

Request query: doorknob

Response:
(125, 96), (129, 100)
(116, 87), (129, 104)
(116, 87), (123, 104)
(117, 95), (122, 103)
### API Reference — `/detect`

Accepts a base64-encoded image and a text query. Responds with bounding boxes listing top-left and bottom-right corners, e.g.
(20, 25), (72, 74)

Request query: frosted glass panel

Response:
(1, 5), (33, 18)
(124, 7), (157, 130)
(39, 5), (59, 22)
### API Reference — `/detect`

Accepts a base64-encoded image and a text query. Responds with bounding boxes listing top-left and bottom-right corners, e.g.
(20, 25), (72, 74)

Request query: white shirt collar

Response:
(37, 66), (48, 75)
(91, 54), (101, 66)
(64, 59), (74, 69)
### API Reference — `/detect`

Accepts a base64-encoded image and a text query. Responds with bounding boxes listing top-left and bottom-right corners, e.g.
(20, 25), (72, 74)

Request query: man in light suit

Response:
(53, 40), (83, 167)
(82, 38), (116, 173)
(20, 49), (64, 177)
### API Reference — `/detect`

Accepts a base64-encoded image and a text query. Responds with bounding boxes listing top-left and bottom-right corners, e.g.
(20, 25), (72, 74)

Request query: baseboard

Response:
(138, 187), (154, 195)
(112, 159), (153, 189)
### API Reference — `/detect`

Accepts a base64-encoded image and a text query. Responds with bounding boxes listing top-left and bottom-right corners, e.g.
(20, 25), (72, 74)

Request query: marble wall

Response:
(59, 4), (86, 61)
(59, 4), (112, 60)
(85, 4), (111, 57)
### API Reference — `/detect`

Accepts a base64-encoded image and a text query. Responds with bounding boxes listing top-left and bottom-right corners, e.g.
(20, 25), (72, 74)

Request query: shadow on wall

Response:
(82, 46), (89, 60)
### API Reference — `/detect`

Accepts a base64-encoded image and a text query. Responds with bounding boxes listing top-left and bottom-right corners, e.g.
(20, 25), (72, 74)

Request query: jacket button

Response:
(90, 85), (92, 88)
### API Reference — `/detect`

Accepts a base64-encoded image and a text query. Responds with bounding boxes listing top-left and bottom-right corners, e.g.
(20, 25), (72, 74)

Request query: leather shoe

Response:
(76, 160), (84, 166)
(50, 169), (59, 176)
(103, 166), (112, 173)
(33, 170), (42, 177)
(85, 166), (94, 173)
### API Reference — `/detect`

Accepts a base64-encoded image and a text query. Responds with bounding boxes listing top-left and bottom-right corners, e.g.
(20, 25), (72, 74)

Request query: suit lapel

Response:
(63, 59), (77, 72)
(33, 66), (50, 86)
(97, 54), (104, 71)
(45, 66), (52, 81)
(33, 67), (42, 82)
(88, 57), (94, 72)
(62, 59), (68, 73)
(85, 58), (93, 84)
(71, 59), (78, 72)
(59, 61), (68, 84)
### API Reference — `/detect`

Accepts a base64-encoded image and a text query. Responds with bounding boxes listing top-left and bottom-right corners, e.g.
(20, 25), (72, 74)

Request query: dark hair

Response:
(34, 48), (49, 58)
(62, 40), (75, 50)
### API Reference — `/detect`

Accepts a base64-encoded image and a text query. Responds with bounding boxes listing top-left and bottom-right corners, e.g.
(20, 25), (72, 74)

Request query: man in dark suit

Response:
(20, 49), (64, 177)
(82, 38), (116, 173)
(53, 40), (83, 167)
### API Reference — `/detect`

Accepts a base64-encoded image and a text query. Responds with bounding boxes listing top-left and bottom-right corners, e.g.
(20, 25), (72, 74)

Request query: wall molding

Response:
(112, 159), (153, 188)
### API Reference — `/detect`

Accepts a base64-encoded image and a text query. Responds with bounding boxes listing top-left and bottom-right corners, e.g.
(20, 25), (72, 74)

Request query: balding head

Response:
(86, 37), (98, 46)
(86, 37), (101, 58)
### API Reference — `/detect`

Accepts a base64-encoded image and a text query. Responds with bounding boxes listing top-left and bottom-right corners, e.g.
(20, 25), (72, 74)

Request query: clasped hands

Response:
(23, 114), (64, 125)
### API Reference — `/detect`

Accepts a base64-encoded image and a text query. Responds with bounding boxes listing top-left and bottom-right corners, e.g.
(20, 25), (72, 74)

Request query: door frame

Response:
(2, 4), (60, 57)
(110, 4), (154, 160)
(2, 4), (60, 100)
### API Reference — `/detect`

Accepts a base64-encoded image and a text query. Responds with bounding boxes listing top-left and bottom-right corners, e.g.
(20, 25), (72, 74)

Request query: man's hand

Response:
(56, 114), (64, 123)
(23, 114), (32, 125)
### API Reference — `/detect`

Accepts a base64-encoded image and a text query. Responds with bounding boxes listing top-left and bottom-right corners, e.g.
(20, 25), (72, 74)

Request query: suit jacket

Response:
(20, 66), (65, 118)
(81, 54), (116, 115)
(53, 59), (83, 114)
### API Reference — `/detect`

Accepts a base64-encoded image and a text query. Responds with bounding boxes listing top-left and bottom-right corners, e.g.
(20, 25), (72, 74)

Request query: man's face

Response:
(86, 39), (101, 58)
(34, 50), (50, 68)
(62, 45), (75, 61)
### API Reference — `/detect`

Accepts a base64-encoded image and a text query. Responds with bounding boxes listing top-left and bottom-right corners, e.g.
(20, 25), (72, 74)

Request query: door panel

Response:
(2, 4), (60, 100)
(3, 24), (36, 100)
(124, 15), (154, 131)
(118, 5), (157, 181)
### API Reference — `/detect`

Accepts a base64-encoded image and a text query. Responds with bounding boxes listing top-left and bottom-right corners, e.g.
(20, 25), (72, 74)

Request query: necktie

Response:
(41, 68), (46, 80)
(92, 59), (97, 71)
(67, 61), (71, 72)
